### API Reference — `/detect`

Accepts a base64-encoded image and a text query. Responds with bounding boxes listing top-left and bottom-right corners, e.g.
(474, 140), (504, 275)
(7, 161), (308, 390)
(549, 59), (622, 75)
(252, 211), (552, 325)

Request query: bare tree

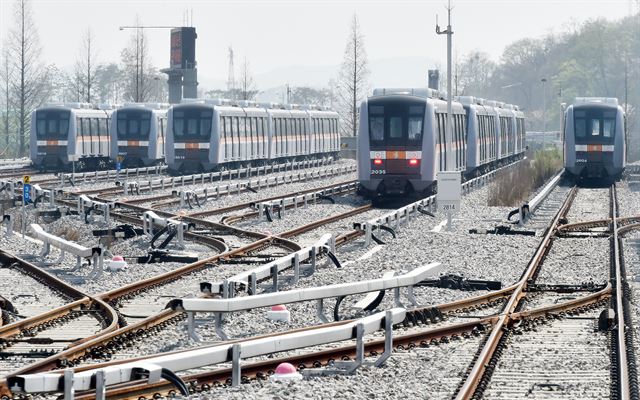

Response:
(7, 0), (51, 156)
(1, 47), (13, 152)
(71, 27), (98, 103)
(337, 14), (369, 136)
(121, 17), (152, 102)
(239, 58), (257, 101)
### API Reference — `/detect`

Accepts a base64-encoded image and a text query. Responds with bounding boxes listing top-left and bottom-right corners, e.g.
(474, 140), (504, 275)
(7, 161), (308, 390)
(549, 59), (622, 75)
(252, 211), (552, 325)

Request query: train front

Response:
(30, 107), (72, 171)
(113, 107), (153, 167)
(357, 94), (433, 197)
(166, 103), (214, 173)
(564, 98), (625, 179)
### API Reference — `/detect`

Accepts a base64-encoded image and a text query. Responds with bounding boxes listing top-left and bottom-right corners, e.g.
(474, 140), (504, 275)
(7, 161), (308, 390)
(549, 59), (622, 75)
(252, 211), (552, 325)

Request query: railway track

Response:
(0, 251), (118, 379)
(10, 160), (622, 400)
(453, 183), (637, 399)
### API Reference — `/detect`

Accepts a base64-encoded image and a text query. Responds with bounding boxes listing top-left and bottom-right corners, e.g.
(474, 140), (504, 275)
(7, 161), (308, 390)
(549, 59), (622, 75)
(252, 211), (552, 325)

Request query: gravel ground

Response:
(616, 180), (638, 218)
(535, 238), (609, 285)
(565, 187), (610, 223)
(623, 234), (640, 387)
(191, 335), (484, 400)
(232, 194), (368, 235)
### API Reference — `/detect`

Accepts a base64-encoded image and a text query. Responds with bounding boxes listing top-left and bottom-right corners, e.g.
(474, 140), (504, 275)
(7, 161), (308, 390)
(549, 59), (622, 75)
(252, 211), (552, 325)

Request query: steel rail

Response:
(611, 184), (631, 400)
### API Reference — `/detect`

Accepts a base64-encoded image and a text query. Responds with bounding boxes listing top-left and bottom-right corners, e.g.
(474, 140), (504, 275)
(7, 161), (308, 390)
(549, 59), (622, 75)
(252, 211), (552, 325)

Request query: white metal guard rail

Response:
(0, 179), (17, 194)
(77, 195), (115, 224)
(201, 233), (336, 297)
(60, 165), (166, 186)
(32, 184), (62, 207)
(29, 223), (103, 279)
(172, 262), (441, 340)
(251, 181), (358, 220)
(123, 158), (335, 196)
(178, 263), (442, 313)
(8, 308), (405, 397)
(355, 160), (522, 246)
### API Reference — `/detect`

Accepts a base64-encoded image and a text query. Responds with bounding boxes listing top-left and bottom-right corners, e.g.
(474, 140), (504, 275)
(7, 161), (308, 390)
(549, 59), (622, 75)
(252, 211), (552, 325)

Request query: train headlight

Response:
(373, 159), (383, 165)
(408, 158), (419, 166)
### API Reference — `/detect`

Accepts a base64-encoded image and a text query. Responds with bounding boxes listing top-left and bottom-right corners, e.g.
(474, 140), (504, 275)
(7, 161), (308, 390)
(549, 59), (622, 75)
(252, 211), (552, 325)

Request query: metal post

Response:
(436, 0), (454, 171)
(374, 310), (394, 367)
(95, 369), (106, 400)
(231, 344), (241, 387)
(64, 369), (75, 400)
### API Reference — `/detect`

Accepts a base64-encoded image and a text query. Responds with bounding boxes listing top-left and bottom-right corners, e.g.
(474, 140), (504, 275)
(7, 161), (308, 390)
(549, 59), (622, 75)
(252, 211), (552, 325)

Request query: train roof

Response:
(570, 97), (621, 112)
(371, 87), (446, 100)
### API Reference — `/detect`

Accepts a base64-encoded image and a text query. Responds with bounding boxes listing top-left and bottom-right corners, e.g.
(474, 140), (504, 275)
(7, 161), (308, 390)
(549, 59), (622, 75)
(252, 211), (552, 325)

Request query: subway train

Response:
(30, 103), (114, 171)
(563, 97), (626, 179)
(30, 100), (340, 173)
(165, 99), (340, 174)
(110, 103), (169, 167)
(357, 88), (525, 198)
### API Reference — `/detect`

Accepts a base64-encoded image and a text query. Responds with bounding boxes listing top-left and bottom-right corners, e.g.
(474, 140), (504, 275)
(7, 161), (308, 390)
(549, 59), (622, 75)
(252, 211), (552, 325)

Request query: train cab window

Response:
(36, 110), (70, 139)
(173, 107), (213, 140)
(574, 108), (616, 143)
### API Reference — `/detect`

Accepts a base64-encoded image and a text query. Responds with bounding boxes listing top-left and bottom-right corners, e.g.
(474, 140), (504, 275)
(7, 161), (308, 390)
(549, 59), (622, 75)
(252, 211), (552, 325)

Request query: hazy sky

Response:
(0, 0), (636, 89)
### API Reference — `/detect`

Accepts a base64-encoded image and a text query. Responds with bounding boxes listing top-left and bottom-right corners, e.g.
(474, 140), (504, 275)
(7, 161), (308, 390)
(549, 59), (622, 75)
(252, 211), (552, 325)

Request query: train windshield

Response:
(173, 107), (213, 140)
(35, 109), (70, 139)
(117, 109), (151, 139)
(368, 98), (425, 147)
(574, 108), (616, 144)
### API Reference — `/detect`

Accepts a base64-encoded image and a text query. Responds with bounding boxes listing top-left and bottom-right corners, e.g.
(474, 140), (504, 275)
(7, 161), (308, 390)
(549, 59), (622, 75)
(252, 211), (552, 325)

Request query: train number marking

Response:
(371, 170), (386, 175)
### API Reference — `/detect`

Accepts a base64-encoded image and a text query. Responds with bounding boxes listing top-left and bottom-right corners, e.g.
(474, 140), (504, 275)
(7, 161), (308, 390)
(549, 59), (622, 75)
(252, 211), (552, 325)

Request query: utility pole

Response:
(227, 46), (235, 100)
(436, 0), (460, 231)
(541, 78), (547, 149)
(436, 0), (454, 171)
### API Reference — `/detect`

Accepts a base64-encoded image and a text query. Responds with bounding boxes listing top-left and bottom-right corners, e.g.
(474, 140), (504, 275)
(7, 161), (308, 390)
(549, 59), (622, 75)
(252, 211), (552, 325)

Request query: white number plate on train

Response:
(371, 170), (386, 175)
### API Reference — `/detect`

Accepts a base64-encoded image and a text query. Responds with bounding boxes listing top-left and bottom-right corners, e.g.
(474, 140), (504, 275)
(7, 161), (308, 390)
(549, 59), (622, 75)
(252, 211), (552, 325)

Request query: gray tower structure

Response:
(161, 27), (198, 104)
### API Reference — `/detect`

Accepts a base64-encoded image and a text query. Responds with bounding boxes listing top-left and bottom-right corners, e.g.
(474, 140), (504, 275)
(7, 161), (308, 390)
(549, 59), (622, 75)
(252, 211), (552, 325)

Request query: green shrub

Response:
(488, 149), (562, 207)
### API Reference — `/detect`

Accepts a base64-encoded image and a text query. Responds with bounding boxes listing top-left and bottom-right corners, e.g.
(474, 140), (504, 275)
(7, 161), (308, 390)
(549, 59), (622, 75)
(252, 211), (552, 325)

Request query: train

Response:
(563, 97), (625, 180)
(357, 88), (526, 197)
(30, 103), (113, 171)
(165, 99), (340, 173)
(30, 100), (340, 173)
(110, 103), (169, 167)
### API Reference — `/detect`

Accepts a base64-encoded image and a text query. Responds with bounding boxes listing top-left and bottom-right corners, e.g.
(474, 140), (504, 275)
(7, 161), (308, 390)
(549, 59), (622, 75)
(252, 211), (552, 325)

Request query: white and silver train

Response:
(109, 103), (168, 167)
(165, 99), (340, 173)
(357, 88), (525, 197)
(563, 97), (625, 179)
(30, 103), (113, 171)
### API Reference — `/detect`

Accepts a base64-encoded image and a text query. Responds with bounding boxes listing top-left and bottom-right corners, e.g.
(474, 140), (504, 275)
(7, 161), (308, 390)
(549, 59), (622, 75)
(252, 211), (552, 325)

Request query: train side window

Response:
(222, 116), (228, 158)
